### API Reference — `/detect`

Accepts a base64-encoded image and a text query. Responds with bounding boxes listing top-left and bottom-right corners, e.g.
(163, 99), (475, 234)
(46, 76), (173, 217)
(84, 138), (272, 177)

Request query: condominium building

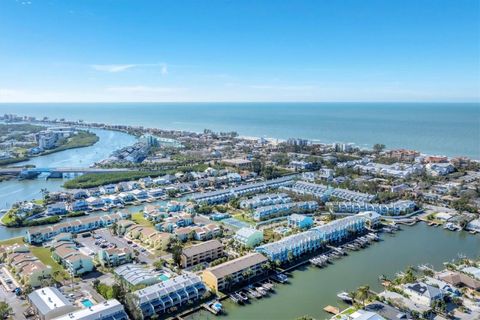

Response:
(97, 247), (133, 267)
(51, 242), (94, 276)
(327, 200), (416, 216)
(252, 201), (318, 221)
(240, 193), (291, 209)
(281, 181), (375, 203)
(114, 263), (160, 287)
(53, 299), (129, 320)
(191, 176), (294, 204)
(202, 252), (268, 292)
(131, 273), (206, 318)
(180, 239), (224, 268)
(26, 212), (126, 244)
(256, 215), (366, 263)
(28, 287), (77, 320)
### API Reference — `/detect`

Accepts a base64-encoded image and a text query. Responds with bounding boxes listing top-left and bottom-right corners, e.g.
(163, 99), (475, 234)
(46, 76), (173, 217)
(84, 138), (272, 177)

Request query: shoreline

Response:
(2, 107), (479, 160)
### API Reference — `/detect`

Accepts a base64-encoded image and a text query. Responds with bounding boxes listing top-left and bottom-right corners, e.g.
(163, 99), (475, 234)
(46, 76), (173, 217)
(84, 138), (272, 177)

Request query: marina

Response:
(185, 224), (480, 320)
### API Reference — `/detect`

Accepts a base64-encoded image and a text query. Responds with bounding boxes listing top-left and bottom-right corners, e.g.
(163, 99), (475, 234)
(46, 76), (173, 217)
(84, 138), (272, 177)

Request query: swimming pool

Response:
(81, 299), (94, 308)
(159, 274), (170, 281)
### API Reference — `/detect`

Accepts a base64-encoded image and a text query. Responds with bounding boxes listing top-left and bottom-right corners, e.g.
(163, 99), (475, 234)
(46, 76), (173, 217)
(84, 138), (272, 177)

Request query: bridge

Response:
(0, 167), (132, 179)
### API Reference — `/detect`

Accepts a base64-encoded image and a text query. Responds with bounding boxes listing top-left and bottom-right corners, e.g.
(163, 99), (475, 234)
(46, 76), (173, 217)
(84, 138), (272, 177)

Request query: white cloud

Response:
(106, 85), (184, 93)
(91, 64), (137, 73)
(91, 63), (169, 75)
(249, 84), (317, 91)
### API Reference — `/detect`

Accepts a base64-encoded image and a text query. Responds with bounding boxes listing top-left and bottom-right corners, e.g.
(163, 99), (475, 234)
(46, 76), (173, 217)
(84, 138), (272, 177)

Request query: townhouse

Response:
(256, 215), (366, 263)
(202, 252), (268, 292)
(5, 250), (52, 287)
(51, 241), (94, 276)
(240, 193), (291, 209)
(131, 273), (206, 319)
(26, 212), (127, 244)
(281, 181), (375, 203)
(252, 201), (318, 221)
(191, 176), (294, 205)
(125, 224), (172, 250)
(327, 200), (417, 216)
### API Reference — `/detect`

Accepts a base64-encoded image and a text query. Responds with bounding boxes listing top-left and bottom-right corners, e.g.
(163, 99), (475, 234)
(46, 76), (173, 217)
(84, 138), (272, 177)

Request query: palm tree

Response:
(355, 285), (370, 307)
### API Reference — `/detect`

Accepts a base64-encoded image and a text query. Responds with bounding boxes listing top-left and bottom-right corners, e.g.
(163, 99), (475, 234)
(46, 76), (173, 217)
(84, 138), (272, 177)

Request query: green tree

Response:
(0, 301), (12, 319)
(373, 143), (386, 154)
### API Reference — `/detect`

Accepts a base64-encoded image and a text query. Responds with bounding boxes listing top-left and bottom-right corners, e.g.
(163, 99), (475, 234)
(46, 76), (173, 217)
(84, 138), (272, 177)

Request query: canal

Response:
(0, 128), (137, 240)
(187, 223), (480, 320)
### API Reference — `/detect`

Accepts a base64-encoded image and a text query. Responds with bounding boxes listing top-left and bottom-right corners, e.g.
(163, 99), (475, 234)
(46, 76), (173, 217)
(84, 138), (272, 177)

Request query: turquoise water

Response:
(0, 103), (478, 158)
(81, 299), (94, 308)
(159, 274), (170, 281)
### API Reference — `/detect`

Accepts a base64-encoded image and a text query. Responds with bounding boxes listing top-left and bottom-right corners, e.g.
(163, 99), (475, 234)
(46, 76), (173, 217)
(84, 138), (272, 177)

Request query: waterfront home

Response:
(53, 299), (129, 320)
(86, 196), (104, 209)
(87, 187), (101, 197)
(437, 270), (480, 290)
(118, 192), (135, 203)
(99, 184), (116, 195)
(288, 214), (314, 229)
(148, 188), (165, 198)
(462, 266), (480, 281)
(98, 247), (133, 267)
(466, 218), (480, 233)
(114, 263), (160, 287)
(72, 190), (89, 199)
(356, 211), (382, 227)
(69, 200), (89, 212)
(28, 287), (77, 320)
(180, 239), (224, 268)
(132, 189), (149, 200)
(52, 242), (94, 276)
(349, 310), (386, 320)
(424, 276), (461, 297)
(233, 227), (264, 248)
(256, 215), (366, 263)
(131, 273), (206, 318)
(102, 194), (123, 206)
(46, 203), (68, 215)
(403, 282), (443, 306)
(26, 212), (126, 244)
(327, 200), (416, 216)
(202, 252), (268, 292)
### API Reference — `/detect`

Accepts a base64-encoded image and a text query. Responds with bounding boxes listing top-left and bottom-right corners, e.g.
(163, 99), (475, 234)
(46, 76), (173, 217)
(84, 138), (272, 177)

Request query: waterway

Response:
(0, 128), (136, 240)
(187, 223), (480, 320)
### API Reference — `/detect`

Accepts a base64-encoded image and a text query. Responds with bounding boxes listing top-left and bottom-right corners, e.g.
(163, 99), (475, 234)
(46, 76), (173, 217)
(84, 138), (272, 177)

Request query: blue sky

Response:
(0, 0), (479, 102)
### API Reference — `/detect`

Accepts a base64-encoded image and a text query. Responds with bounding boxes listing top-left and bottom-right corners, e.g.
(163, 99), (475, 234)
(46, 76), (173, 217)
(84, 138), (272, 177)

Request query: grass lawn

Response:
(30, 246), (69, 281)
(0, 237), (25, 246)
(0, 212), (15, 225)
(131, 212), (154, 227)
(232, 212), (255, 225)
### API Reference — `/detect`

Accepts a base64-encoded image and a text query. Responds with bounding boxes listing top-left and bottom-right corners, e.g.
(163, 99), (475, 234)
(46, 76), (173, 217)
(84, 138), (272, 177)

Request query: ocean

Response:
(1, 102), (478, 158)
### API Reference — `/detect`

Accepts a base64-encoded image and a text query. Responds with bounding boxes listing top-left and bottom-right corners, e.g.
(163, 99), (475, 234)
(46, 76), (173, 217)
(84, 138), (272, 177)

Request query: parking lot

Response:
(76, 228), (153, 264)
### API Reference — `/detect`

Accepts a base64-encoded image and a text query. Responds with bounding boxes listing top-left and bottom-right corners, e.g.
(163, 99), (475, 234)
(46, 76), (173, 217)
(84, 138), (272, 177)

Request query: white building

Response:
(234, 227), (264, 248)
(403, 282), (443, 306)
(28, 287), (77, 320)
(53, 299), (128, 320)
